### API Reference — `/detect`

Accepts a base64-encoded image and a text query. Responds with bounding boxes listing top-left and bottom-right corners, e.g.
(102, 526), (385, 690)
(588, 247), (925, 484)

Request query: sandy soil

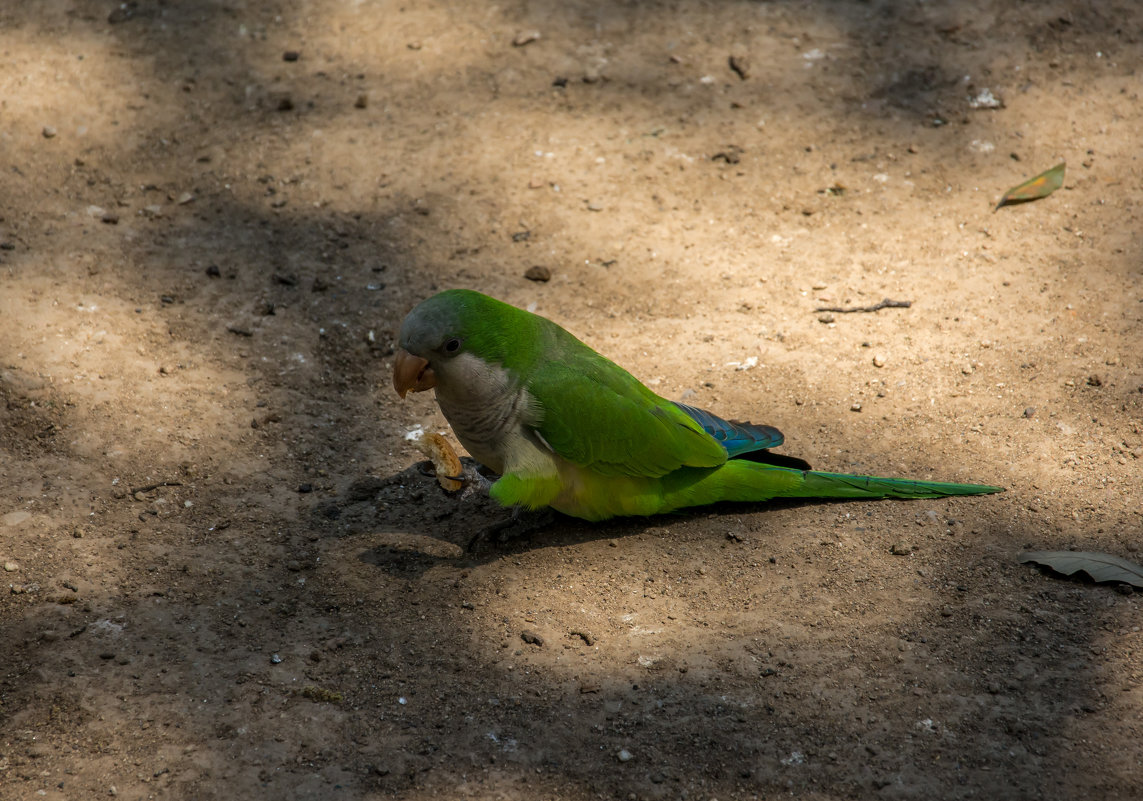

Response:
(2, 1), (1142, 799)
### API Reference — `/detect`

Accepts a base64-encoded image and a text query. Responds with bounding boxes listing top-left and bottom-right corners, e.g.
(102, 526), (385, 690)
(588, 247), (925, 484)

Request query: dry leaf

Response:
(995, 162), (1065, 210)
(412, 432), (463, 491)
(1018, 550), (1143, 588)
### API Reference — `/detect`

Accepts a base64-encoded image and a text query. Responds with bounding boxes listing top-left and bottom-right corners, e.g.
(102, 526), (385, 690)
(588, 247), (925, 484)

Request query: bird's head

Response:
(393, 289), (483, 399)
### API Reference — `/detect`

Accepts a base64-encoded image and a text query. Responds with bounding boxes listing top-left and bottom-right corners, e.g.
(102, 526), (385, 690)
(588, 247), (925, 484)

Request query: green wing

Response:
(525, 353), (727, 478)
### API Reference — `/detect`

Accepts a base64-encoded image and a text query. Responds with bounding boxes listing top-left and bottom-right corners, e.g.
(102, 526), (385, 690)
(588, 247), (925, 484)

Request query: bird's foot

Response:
(419, 460), (494, 497)
(455, 464), (494, 499)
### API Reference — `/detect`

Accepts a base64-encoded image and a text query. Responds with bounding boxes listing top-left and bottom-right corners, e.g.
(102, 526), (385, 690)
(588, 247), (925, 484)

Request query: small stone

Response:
(277, 96), (294, 111)
(968, 88), (1003, 109)
(850, 402), (862, 412)
(521, 630), (544, 647)
(270, 653), (283, 664)
(206, 264), (221, 277)
(283, 50), (300, 62)
(586, 201), (603, 212)
(101, 211), (120, 225)
(297, 483), (313, 494)
(512, 30), (540, 47)
(524, 265), (551, 282)
(728, 54), (750, 80)
(1023, 407), (1036, 418)
(617, 749), (633, 763)
(817, 313), (835, 324)
(42, 125), (57, 139)
(3, 561), (17, 572)
(354, 93), (368, 109)
(890, 542), (912, 555)
(872, 354), (886, 368)
(176, 192), (194, 205)
(570, 629), (595, 646)
(1087, 374), (1103, 387)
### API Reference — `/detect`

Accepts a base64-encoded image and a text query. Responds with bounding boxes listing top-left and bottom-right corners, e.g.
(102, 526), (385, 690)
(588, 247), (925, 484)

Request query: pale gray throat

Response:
(433, 357), (532, 474)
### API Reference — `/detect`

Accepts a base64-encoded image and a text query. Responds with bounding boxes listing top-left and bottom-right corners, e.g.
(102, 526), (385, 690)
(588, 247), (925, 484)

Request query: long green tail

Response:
(659, 459), (1003, 513)
(778, 467), (1004, 499)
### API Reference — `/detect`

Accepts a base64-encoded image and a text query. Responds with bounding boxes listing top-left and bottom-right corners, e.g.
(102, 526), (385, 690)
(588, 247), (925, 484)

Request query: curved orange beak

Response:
(393, 348), (437, 398)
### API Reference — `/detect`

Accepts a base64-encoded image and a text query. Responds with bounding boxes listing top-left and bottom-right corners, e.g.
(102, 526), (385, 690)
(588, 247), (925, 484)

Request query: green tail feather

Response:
(784, 468), (1004, 499)
(657, 460), (1002, 515)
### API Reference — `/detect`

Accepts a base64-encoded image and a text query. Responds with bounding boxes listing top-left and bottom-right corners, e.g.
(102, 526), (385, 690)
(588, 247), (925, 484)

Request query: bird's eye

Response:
(444, 338), (461, 353)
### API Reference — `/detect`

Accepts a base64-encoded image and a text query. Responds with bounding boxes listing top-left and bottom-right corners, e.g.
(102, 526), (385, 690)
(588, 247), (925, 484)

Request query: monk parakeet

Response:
(394, 290), (1002, 522)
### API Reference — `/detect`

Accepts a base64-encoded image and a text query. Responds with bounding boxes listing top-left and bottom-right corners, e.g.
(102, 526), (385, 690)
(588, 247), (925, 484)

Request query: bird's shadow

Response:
(328, 459), (839, 579)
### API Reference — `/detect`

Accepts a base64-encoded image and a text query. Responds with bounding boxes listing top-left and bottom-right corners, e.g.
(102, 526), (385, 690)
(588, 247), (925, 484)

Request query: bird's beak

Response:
(393, 348), (436, 398)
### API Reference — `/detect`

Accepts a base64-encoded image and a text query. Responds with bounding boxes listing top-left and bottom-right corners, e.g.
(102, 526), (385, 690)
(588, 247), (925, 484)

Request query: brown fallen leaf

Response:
(1018, 550), (1143, 588)
(995, 162), (1065, 210)
(412, 432), (463, 492)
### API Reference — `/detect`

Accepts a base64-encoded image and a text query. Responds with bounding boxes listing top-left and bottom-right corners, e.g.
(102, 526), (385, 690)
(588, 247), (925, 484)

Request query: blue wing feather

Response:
(672, 402), (784, 457)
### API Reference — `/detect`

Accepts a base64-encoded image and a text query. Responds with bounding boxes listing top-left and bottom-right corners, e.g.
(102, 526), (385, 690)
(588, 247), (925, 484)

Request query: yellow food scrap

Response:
(413, 432), (463, 491)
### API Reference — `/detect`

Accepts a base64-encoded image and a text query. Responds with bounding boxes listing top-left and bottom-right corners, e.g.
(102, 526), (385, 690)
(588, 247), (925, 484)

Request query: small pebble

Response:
(890, 542), (912, 555)
(1023, 407), (1036, 418)
(524, 265), (551, 282)
(521, 630), (544, 647)
(850, 402), (862, 412)
(512, 30), (540, 47)
(42, 125), (57, 139)
(3, 561), (17, 572)
(570, 629), (595, 646)
(282, 50), (300, 62)
(354, 93), (368, 109)
(270, 653), (283, 664)
(728, 54), (750, 80)
(101, 212), (119, 225)
(817, 313), (835, 324)
(617, 749), (633, 763)
(872, 354), (886, 368)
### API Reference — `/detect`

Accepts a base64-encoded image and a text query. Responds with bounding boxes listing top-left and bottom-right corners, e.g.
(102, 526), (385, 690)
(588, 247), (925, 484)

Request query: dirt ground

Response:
(2, 1), (1142, 799)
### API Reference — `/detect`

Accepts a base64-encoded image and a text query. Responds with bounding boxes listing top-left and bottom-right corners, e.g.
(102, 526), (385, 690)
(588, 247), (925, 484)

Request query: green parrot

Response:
(393, 289), (1002, 522)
